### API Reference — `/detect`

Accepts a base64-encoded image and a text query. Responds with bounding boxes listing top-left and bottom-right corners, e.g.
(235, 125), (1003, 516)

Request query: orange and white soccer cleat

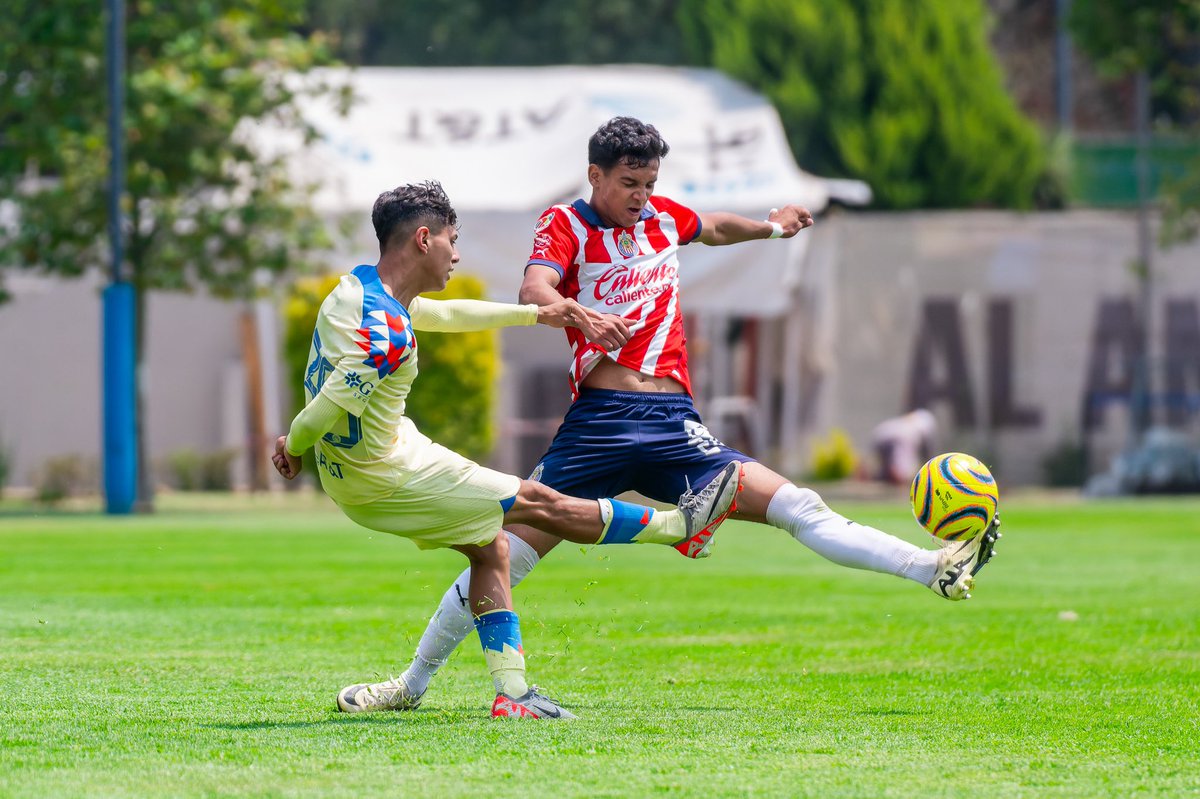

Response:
(491, 687), (576, 719)
(673, 461), (743, 559)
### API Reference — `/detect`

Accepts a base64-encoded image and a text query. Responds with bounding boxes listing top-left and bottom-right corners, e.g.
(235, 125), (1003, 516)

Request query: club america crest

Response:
(616, 231), (638, 258)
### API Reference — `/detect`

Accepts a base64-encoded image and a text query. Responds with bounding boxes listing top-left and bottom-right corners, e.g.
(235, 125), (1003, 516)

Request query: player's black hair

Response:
(371, 180), (459, 253)
(588, 116), (670, 171)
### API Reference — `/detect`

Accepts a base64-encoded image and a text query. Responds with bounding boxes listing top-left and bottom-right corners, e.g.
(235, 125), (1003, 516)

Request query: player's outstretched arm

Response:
(536, 299), (630, 351)
(697, 205), (814, 246)
(520, 265), (629, 351)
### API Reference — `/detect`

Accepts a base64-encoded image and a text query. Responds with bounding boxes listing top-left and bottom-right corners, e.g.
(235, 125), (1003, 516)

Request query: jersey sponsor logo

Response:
(684, 420), (724, 455)
(343, 371), (374, 399)
(532, 232), (553, 258)
(616, 230), (639, 258)
(355, 308), (415, 379)
(535, 211), (555, 233)
(316, 452), (344, 479)
(593, 262), (678, 306)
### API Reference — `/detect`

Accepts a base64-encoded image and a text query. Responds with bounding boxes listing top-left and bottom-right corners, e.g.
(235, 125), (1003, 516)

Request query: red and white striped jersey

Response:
(526, 196), (702, 399)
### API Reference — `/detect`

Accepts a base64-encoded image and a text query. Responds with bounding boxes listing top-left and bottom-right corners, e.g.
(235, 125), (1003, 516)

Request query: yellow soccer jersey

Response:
(301, 264), (431, 504)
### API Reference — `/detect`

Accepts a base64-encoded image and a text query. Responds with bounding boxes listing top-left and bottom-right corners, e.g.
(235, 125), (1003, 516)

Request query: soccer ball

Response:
(909, 452), (999, 543)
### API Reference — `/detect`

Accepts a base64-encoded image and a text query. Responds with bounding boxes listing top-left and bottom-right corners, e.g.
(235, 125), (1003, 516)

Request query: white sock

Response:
(401, 531), (541, 696)
(765, 484), (938, 585)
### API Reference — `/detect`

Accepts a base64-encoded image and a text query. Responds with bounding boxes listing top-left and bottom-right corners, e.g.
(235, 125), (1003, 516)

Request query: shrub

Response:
(166, 449), (204, 491)
(1043, 438), (1089, 487)
(199, 450), (238, 491)
(35, 455), (95, 505)
(810, 428), (859, 481)
(0, 435), (10, 500)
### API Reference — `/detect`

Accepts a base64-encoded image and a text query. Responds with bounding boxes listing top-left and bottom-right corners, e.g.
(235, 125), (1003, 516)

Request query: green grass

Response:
(2, 493), (1199, 797)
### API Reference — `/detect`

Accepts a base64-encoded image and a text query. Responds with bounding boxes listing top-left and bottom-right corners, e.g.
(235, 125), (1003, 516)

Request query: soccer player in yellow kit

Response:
(273, 181), (741, 719)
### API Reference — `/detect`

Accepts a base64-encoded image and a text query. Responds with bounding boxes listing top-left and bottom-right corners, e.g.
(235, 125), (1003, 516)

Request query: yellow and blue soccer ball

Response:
(909, 452), (999, 543)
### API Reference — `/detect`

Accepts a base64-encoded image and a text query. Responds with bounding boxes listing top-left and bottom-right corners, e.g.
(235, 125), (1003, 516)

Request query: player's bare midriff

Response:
(582, 358), (687, 393)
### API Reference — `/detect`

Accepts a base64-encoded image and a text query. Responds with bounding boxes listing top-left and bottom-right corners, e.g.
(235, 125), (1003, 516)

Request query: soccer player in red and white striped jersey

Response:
(385, 117), (1001, 711)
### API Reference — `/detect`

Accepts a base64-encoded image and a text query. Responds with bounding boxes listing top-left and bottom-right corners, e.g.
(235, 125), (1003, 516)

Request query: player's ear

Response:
(415, 225), (431, 253)
(587, 164), (602, 187)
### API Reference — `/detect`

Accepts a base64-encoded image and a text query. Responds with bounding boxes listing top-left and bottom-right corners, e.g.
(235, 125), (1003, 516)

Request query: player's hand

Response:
(272, 435), (303, 481)
(768, 205), (814, 237)
(537, 299), (630, 351)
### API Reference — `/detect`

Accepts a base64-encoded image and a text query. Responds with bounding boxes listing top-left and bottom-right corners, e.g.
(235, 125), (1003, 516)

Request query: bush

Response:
(680, 0), (1047, 209)
(1043, 438), (1089, 487)
(166, 448), (238, 491)
(166, 449), (204, 491)
(810, 428), (859, 481)
(35, 455), (96, 505)
(282, 272), (497, 465)
(199, 450), (238, 491)
(0, 436), (10, 500)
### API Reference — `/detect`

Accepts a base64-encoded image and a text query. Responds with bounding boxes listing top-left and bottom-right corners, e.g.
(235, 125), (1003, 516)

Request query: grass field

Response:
(2, 492), (1198, 798)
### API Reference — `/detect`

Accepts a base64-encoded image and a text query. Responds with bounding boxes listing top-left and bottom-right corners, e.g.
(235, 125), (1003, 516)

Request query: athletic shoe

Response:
(491, 686), (576, 719)
(336, 675), (425, 713)
(928, 513), (1002, 600)
(674, 461), (743, 559)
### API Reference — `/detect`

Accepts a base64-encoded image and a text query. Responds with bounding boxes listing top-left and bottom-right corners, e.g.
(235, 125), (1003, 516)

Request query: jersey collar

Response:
(572, 199), (655, 229)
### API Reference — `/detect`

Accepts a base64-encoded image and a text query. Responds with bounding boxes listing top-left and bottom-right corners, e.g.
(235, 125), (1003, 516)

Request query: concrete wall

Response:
(822, 210), (1200, 484)
(3, 209), (1196, 491)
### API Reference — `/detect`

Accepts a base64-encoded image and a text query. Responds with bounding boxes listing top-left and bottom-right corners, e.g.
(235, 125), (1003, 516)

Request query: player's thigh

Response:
(632, 412), (756, 504)
(731, 461), (790, 523)
(339, 444), (520, 551)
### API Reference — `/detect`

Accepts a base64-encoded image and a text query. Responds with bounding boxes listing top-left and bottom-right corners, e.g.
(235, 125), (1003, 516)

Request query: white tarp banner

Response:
(269, 66), (855, 214)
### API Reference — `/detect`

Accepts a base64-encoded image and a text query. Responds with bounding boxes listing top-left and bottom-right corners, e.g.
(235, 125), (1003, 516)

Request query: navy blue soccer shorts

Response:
(528, 388), (754, 504)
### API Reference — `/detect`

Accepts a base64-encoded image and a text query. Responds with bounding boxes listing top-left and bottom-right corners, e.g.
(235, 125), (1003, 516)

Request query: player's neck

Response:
(374, 258), (422, 307)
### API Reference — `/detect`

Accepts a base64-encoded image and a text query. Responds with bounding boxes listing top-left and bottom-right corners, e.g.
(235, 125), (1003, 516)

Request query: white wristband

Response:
(767, 221), (784, 239)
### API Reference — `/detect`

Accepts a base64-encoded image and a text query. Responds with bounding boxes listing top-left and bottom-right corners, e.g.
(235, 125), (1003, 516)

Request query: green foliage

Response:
(1042, 438), (1090, 488)
(679, 0), (1047, 209)
(282, 273), (497, 465)
(0, 0), (347, 299)
(402, 276), (497, 462)
(0, 434), (10, 499)
(1071, 0), (1200, 244)
(305, 0), (686, 66)
(166, 448), (239, 491)
(0, 0), (347, 509)
(809, 428), (858, 481)
(34, 454), (95, 505)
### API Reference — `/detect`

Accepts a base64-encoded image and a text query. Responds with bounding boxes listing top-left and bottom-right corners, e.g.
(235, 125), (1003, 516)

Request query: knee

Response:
(460, 532), (509, 568)
(768, 483), (827, 520)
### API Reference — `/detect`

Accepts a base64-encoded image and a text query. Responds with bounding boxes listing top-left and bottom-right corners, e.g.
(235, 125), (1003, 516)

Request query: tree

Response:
(0, 0), (347, 503)
(304, 0), (687, 66)
(1070, 0), (1200, 244)
(679, 0), (1048, 209)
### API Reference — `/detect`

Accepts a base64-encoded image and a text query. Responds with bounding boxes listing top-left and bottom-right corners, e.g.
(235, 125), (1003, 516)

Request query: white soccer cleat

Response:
(674, 461), (743, 559)
(491, 686), (576, 719)
(336, 675), (425, 713)
(928, 513), (1002, 601)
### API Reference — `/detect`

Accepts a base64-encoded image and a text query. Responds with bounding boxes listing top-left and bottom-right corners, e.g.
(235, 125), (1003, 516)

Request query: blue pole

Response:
(104, 0), (137, 514)
(103, 284), (137, 513)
